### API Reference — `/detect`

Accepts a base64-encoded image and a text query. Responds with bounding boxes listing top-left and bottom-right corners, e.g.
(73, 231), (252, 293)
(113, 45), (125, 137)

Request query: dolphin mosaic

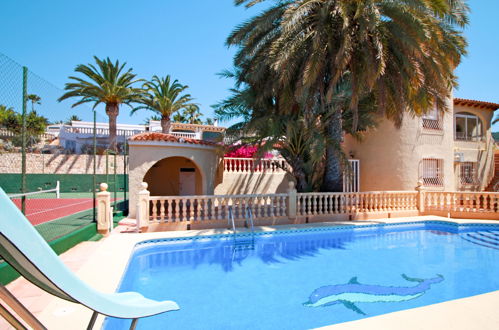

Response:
(303, 274), (444, 315)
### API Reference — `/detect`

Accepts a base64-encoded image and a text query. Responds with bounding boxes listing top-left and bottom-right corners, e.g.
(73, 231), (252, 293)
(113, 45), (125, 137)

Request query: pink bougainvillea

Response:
(225, 145), (273, 158)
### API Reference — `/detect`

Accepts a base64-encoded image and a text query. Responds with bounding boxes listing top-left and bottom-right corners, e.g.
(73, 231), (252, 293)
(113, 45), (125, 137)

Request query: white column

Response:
(96, 183), (111, 235)
(287, 181), (297, 220)
(137, 182), (150, 232)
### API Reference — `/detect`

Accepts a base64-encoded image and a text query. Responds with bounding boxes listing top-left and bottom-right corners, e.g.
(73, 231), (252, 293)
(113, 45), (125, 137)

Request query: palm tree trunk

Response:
(105, 103), (119, 152)
(322, 109), (343, 192)
(161, 115), (171, 134)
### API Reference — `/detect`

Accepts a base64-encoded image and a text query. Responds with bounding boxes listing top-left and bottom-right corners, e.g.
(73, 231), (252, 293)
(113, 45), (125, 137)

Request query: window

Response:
(420, 158), (444, 186)
(459, 162), (478, 186)
(422, 107), (443, 130)
(455, 112), (483, 141)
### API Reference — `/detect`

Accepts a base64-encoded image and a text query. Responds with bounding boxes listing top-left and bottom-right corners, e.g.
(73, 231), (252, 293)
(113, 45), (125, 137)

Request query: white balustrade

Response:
(138, 181), (498, 229)
(296, 191), (418, 217)
(223, 158), (288, 173)
(424, 191), (499, 213)
(149, 193), (288, 223)
(170, 132), (198, 139)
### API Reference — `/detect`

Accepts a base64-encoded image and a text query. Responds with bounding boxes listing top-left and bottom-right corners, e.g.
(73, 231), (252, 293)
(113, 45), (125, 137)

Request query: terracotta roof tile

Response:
(129, 132), (217, 146)
(454, 98), (499, 110)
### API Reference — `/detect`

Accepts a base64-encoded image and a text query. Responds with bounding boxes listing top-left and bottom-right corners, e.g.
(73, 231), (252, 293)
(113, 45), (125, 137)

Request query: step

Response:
(461, 231), (499, 250)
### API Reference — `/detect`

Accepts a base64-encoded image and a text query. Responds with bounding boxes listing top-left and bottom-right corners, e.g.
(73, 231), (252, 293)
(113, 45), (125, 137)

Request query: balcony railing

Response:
(223, 158), (288, 173)
(455, 132), (484, 142)
(60, 126), (202, 140)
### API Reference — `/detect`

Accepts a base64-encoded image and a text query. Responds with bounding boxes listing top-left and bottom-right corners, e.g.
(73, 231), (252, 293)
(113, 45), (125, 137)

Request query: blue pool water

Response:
(104, 221), (499, 329)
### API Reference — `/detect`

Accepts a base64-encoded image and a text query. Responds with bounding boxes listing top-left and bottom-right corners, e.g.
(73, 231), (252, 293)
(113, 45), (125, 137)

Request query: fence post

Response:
(415, 180), (425, 214)
(96, 183), (111, 235)
(136, 182), (150, 232)
(287, 181), (297, 221)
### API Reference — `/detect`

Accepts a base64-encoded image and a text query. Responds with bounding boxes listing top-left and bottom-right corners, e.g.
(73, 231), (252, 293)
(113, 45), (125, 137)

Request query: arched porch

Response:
(143, 156), (203, 196)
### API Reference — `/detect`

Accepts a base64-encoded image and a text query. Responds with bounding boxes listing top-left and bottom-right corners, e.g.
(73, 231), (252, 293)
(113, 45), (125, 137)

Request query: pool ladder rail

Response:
(227, 206), (255, 251)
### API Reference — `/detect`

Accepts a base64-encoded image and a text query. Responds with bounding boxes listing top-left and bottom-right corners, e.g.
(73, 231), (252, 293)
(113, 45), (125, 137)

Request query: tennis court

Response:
(10, 198), (95, 225)
(8, 184), (125, 226)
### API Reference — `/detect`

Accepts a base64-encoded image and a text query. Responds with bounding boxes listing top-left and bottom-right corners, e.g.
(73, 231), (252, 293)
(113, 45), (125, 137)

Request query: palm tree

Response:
(26, 94), (41, 112)
(58, 56), (143, 151)
(183, 104), (203, 124)
(229, 0), (468, 191)
(65, 115), (82, 124)
(132, 75), (194, 133)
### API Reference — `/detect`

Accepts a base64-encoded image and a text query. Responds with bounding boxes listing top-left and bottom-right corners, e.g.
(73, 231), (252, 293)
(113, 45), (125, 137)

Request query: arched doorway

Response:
(143, 157), (203, 196)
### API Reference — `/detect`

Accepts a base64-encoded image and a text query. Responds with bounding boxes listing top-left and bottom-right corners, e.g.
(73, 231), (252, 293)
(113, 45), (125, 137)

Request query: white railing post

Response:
(415, 180), (425, 214)
(96, 183), (111, 235)
(137, 182), (150, 232)
(287, 181), (297, 220)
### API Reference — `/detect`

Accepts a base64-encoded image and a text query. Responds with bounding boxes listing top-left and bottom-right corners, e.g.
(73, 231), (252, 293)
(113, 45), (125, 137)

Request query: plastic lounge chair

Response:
(0, 188), (179, 329)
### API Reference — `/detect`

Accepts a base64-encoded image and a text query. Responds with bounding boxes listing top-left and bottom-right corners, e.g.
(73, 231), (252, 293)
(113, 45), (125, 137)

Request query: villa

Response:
(125, 97), (499, 222)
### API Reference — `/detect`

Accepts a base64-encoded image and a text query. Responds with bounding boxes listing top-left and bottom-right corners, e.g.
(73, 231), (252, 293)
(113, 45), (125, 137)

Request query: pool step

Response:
(233, 238), (255, 251)
(461, 231), (499, 250)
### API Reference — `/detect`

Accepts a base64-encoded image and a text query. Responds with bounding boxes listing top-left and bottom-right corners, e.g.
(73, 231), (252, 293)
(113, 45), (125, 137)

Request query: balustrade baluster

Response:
(200, 198), (206, 221)
(166, 199), (172, 222)
(174, 199), (180, 222)
(151, 200), (158, 222)
(190, 198), (196, 222)
(159, 200), (165, 222)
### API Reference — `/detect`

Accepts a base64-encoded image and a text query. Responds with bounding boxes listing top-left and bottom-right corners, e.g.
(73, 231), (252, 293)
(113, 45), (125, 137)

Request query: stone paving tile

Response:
(0, 240), (102, 329)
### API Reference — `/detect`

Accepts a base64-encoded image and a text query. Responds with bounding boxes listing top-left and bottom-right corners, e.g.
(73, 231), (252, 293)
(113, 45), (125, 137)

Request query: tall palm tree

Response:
(132, 75), (194, 133)
(26, 94), (41, 112)
(183, 104), (203, 124)
(229, 0), (468, 191)
(58, 56), (143, 151)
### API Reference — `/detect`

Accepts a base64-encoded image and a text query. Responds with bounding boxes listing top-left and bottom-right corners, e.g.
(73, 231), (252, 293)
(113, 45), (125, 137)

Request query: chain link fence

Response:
(0, 52), (129, 246)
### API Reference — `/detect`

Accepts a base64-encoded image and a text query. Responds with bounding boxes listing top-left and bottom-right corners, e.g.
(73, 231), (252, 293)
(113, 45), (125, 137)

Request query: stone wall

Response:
(0, 153), (126, 174)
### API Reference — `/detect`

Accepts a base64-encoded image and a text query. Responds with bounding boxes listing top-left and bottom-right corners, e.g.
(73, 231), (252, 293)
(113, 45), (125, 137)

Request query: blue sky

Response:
(1, 0), (498, 130)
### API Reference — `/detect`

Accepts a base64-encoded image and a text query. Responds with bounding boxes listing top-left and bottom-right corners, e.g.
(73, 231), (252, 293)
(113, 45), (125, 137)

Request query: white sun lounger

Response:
(0, 188), (179, 329)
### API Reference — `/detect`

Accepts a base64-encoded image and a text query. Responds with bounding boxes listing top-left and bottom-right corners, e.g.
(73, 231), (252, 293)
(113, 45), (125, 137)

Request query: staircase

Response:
(485, 153), (499, 191)
(461, 231), (499, 250)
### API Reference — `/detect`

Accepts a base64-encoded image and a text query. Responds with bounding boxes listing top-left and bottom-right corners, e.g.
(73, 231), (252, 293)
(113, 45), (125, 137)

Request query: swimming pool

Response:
(104, 221), (499, 329)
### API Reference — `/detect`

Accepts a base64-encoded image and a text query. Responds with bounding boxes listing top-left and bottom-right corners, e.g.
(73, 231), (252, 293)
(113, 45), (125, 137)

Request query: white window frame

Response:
(454, 112), (483, 141)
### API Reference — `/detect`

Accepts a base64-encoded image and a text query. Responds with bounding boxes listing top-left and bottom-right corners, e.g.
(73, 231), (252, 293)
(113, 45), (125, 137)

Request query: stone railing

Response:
(128, 181), (499, 232)
(424, 191), (499, 214)
(296, 191), (418, 216)
(148, 193), (288, 223)
(223, 157), (288, 173)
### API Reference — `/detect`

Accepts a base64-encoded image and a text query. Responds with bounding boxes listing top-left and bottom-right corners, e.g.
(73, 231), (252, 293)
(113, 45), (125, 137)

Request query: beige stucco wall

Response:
(128, 141), (220, 218)
(343, 101), (496, 192)
(214, 171), (293, 195)
(343, 100), (456, 191)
